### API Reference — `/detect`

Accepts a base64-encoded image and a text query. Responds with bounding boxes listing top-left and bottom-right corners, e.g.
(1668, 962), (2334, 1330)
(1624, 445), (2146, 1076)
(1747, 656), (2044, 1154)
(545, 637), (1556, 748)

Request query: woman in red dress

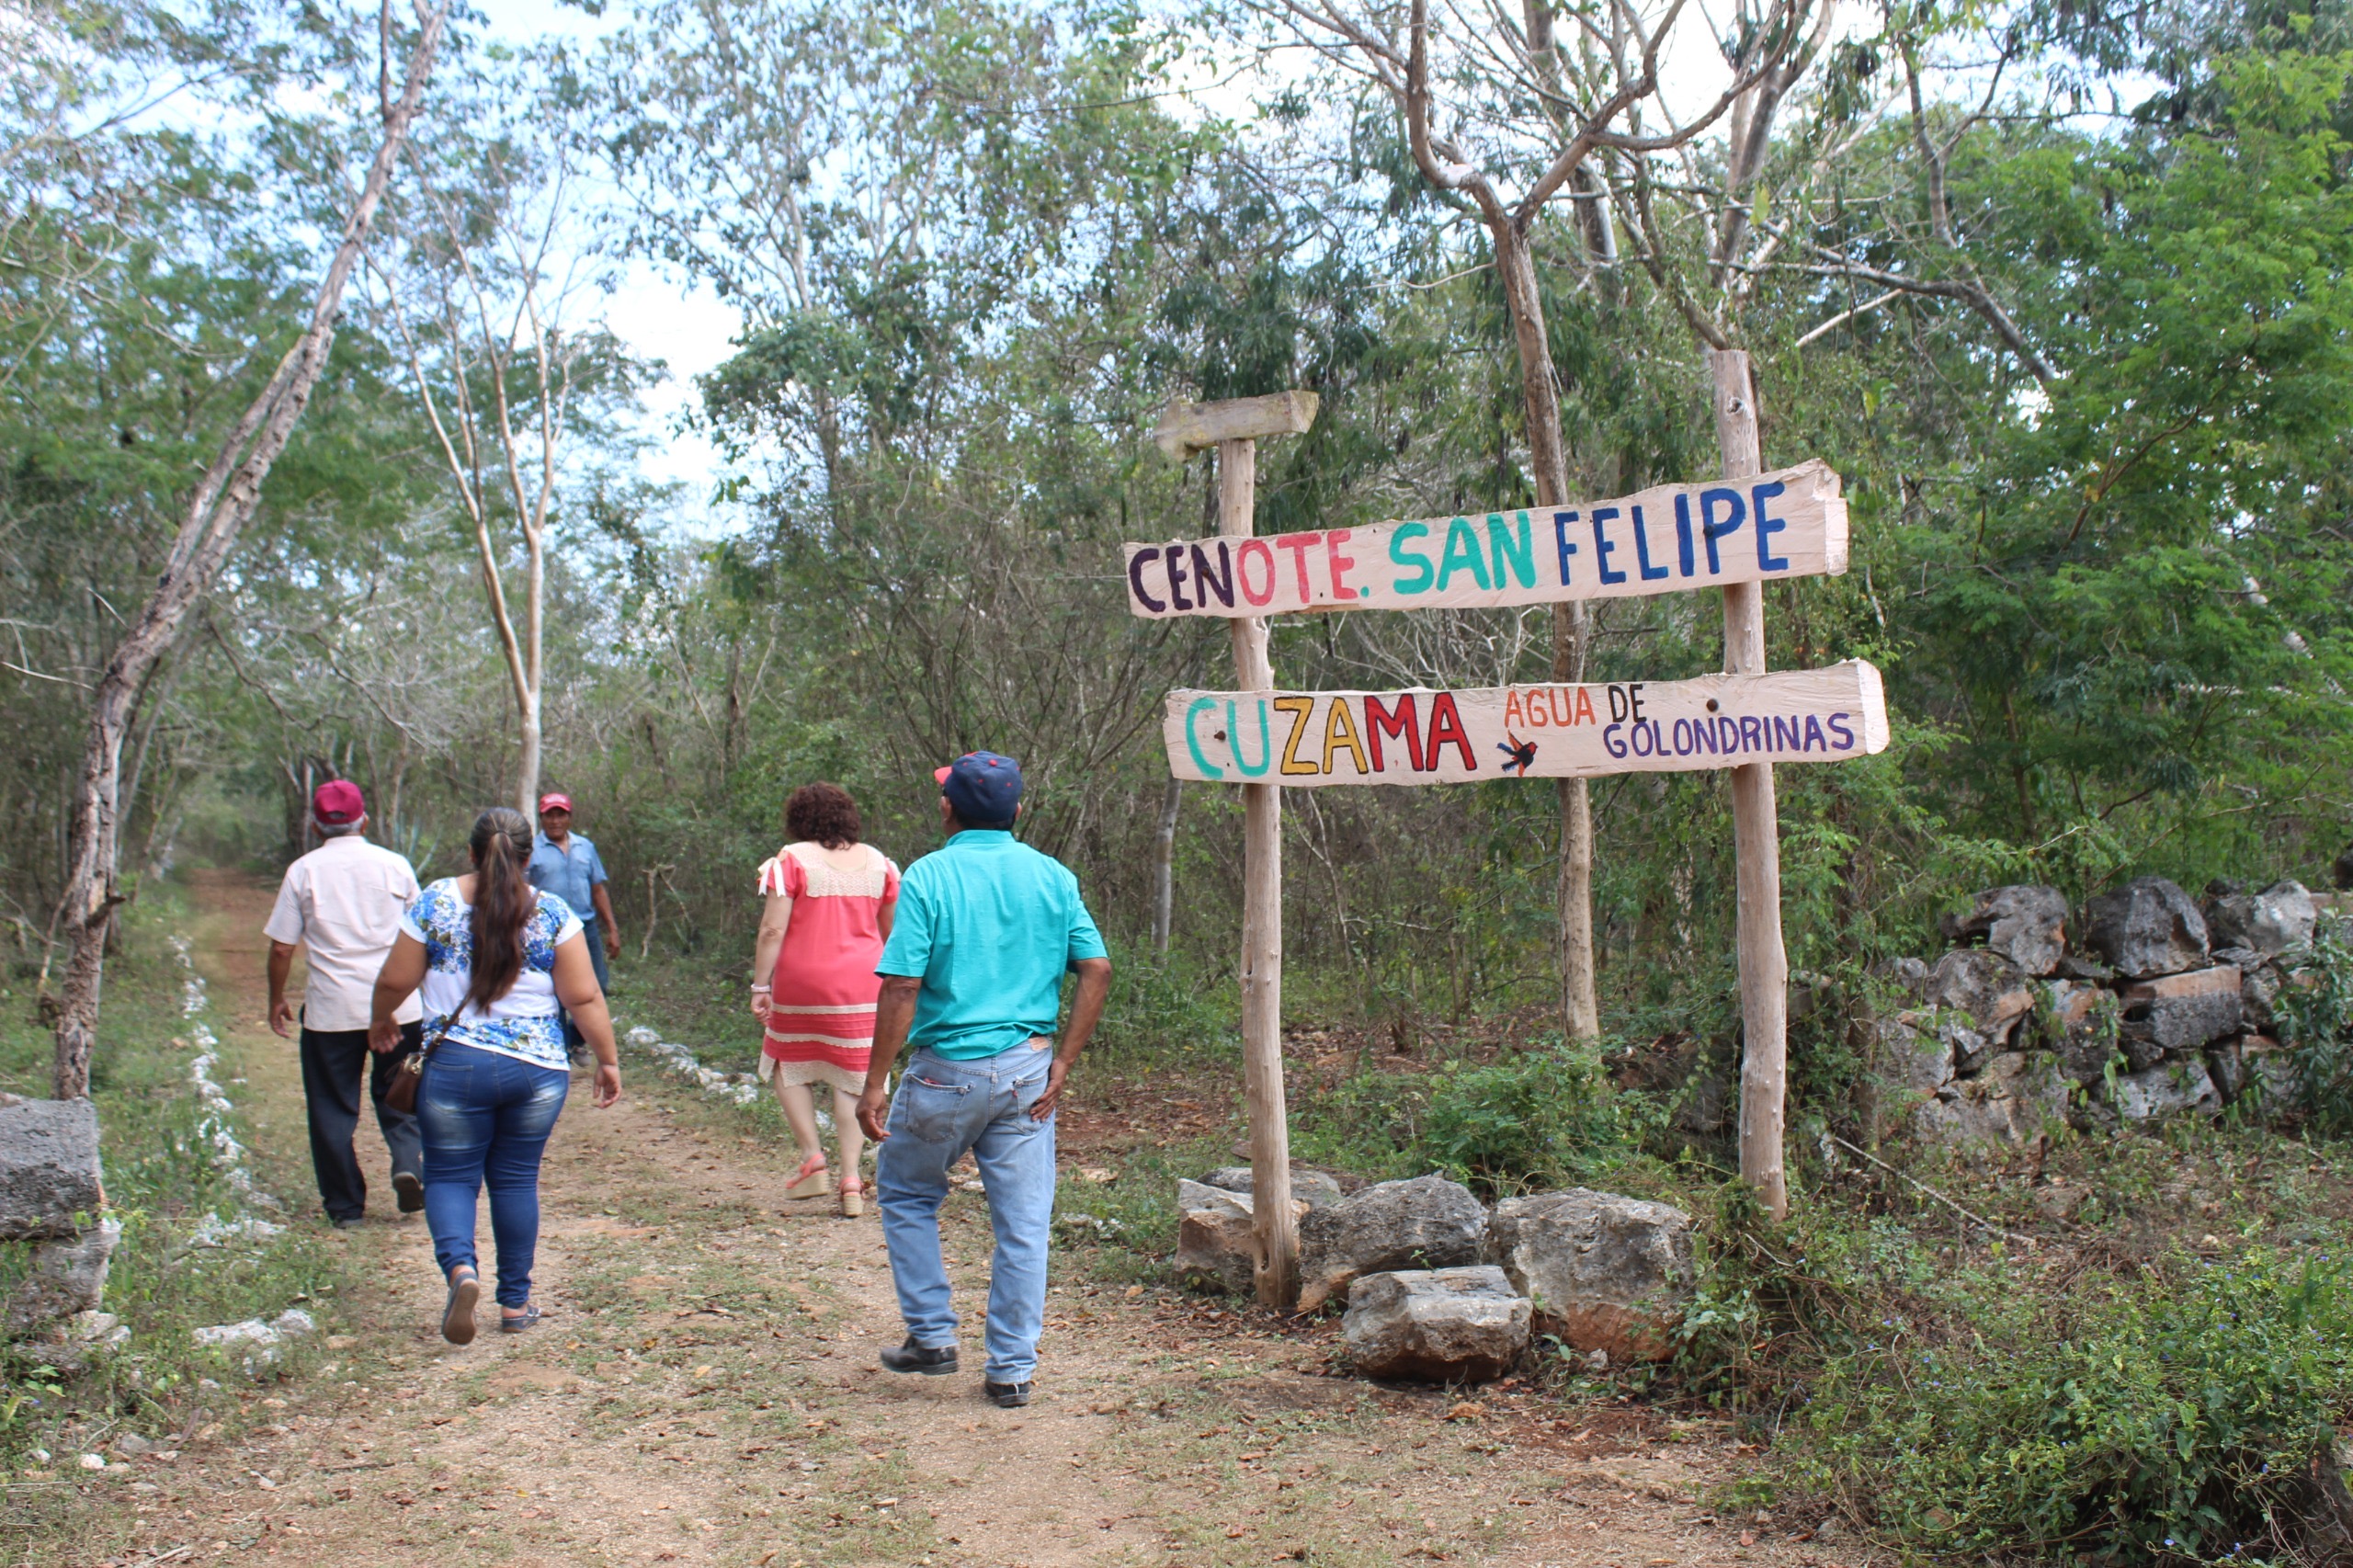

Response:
(750, 783), (899, 1216)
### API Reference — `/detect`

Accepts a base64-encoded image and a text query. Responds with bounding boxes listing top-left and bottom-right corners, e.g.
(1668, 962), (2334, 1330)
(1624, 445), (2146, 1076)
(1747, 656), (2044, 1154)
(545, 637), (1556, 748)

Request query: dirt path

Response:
(96, 871), (1845, 1568)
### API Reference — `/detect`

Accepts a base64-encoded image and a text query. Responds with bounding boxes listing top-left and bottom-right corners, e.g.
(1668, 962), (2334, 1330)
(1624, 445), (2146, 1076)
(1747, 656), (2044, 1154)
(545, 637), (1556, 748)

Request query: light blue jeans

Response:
(418, 1042), (570, 1308)
(876, 1042), (1057, 1382)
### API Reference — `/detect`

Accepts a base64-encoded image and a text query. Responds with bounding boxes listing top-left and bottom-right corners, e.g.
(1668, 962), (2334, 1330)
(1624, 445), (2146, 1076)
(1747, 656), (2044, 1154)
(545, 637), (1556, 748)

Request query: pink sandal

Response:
(785, 1153), (832, 1201)
(838, 1175), (865, 1219)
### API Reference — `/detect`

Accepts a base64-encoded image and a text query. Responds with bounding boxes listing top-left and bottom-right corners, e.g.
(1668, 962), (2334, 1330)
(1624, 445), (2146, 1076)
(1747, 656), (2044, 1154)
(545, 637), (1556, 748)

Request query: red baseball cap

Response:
(312, 780), (365, 824)
(538, 792), (574, 814)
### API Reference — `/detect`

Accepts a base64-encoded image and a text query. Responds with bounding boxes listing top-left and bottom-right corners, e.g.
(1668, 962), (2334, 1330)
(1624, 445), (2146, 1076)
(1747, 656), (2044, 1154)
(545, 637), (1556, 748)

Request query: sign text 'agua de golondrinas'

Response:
(1162, 662), (1889, 787)
(1125, 460), (1847, 619)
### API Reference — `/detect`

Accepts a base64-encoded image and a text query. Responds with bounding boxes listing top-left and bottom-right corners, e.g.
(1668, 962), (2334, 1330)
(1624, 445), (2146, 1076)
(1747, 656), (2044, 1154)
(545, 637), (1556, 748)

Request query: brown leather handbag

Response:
(381, 1020), (454, 1116)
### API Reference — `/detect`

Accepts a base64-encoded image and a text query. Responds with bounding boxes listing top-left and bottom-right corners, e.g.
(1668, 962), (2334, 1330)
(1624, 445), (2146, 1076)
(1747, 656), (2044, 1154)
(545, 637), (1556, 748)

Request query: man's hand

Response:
(1030, 1055), (1073, 1121)
(857, 1082), (892, 1143)
(367, 1017), (404, 1056)
(603, 926), (622, 960)
(268, 998), (295, 1039)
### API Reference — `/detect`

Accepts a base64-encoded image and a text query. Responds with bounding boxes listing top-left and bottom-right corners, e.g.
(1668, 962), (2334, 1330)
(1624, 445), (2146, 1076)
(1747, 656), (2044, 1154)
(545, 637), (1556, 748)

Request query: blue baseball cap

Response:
(934, 752), (1023, 827)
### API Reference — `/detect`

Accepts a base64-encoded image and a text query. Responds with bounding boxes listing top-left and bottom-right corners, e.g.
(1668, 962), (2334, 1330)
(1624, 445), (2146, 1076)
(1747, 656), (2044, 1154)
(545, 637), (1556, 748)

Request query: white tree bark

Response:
(51, 0), (453, 1098)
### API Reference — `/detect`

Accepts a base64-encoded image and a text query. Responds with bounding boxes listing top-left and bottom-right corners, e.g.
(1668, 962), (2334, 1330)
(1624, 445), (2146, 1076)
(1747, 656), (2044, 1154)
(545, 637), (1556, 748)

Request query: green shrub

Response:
(1789, 1245), (2353, 1562)
(2273, 919), (2353, 1132)
(1416, 1041), (1634, 1195)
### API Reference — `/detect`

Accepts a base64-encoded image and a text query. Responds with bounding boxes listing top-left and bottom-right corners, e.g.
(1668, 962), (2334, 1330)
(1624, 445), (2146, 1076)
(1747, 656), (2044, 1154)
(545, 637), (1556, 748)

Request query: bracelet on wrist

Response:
(750, 983), (772, 994)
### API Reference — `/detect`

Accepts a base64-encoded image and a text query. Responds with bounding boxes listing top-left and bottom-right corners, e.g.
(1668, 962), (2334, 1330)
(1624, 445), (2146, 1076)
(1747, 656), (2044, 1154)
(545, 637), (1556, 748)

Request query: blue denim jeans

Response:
(417, 1043), (570, 1308)
(875, 1041), (1057, 1382)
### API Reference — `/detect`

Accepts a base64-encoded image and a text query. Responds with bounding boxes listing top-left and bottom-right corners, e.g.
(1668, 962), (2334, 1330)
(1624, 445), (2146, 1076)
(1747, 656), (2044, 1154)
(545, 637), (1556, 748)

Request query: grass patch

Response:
(0, 888), (372, 1553)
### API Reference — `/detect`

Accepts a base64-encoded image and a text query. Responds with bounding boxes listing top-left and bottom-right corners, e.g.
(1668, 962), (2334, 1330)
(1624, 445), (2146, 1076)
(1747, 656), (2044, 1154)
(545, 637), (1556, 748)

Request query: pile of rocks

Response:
(1, 1094), (121, 1358)
(1177, 1172), (1694, 1383)
(1870, 876), (2321, 1143)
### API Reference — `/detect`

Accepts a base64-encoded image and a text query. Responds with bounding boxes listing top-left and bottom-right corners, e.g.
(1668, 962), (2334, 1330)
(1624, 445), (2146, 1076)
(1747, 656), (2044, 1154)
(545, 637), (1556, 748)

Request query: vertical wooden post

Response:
(1708, 348), (1790, 1220)
(1154, 390), (1316, 1308)
(1220, 437), (1299, 1309)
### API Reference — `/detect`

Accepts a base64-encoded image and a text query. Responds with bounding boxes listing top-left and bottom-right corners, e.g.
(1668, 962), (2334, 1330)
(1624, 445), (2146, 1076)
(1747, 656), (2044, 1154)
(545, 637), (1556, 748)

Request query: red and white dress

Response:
(756, 842), (901, 1095)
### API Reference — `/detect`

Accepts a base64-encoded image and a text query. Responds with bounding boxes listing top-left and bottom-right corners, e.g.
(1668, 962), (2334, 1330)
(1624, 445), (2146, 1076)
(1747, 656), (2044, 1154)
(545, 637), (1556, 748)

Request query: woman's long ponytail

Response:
(465, 807), (536, 1014)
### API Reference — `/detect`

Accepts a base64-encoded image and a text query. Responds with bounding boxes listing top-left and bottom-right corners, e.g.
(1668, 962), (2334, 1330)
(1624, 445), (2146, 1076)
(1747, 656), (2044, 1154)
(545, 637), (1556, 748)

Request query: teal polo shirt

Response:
(878, 830), (1108, 1060)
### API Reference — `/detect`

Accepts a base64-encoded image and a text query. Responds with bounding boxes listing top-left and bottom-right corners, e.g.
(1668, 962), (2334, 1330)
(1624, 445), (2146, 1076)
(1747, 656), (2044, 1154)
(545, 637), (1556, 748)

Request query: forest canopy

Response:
(5, 0), (2351, 1054)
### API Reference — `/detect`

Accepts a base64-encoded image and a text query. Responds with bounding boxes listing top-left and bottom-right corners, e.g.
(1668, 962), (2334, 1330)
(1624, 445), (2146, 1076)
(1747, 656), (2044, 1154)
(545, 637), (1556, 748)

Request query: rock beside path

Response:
(1343, 1267), (1530, 1382)
(1944, 884), (2069, 976)
(1199, 1165), (1347, 1208)
(1296, 1176), (1486, 1313)
(1486, 1189), (1693, 1362)
(2204, 880), (2316, 958)
(0, 1095), (103, 1241)
(2084, 877), (2209, 979)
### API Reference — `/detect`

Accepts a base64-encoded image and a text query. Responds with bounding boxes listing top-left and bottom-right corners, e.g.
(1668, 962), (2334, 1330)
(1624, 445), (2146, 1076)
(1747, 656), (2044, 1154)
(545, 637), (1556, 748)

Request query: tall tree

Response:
(49, 0), (450, 1098)
(1268, 0), (1837, 1042)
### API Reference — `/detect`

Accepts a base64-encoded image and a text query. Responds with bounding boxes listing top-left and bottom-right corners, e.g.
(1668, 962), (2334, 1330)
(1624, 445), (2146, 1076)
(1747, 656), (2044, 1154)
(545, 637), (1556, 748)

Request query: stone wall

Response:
(1864, 877), (2325, 1144)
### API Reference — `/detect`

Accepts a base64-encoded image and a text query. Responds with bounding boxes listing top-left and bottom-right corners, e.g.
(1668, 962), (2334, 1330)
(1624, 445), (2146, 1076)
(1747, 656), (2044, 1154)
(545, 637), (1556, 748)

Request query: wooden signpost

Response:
(1144, 354), (1833, 1302)
(1153, 390), (1318, 1311)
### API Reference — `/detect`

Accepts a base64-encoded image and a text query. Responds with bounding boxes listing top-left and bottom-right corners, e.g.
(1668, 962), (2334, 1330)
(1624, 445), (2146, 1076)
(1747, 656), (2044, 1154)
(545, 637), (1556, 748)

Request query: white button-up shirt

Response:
(263, 835), (423, 1030)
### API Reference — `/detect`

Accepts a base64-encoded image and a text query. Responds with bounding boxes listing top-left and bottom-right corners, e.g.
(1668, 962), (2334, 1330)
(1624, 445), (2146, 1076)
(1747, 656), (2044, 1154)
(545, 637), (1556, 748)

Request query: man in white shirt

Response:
(264, 781), (425, 1228)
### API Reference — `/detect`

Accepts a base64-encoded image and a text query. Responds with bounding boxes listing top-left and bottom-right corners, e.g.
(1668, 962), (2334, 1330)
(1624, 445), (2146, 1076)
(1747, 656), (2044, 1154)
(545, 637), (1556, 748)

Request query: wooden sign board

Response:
(1124, 460), (1846, 619)
(1162, 661), (1888, 787)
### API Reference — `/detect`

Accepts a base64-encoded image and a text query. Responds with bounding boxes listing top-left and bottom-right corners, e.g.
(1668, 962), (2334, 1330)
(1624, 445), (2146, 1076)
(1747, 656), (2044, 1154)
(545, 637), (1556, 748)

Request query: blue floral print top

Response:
(399, 879), (583, 1071)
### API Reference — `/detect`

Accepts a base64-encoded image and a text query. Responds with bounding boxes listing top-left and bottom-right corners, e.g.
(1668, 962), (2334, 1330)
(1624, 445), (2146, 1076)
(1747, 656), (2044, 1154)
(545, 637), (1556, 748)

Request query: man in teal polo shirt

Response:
(858, 751), (1112, 1409)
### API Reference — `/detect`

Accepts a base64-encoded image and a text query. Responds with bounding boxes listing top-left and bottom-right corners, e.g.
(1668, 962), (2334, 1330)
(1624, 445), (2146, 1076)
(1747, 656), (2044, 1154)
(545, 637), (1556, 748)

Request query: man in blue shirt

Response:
(858, 751), (1111, 1409)
(528, 791), (621, 1059)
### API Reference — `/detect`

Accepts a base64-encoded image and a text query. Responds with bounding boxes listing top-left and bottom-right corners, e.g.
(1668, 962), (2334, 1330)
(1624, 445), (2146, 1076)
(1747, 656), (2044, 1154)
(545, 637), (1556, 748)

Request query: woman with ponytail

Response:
(370, 807), (621, 1344)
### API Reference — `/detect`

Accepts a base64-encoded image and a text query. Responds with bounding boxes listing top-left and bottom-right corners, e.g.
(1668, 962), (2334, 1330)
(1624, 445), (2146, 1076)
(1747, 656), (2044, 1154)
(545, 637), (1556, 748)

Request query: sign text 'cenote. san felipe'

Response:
(1124, 460), (1847, 619)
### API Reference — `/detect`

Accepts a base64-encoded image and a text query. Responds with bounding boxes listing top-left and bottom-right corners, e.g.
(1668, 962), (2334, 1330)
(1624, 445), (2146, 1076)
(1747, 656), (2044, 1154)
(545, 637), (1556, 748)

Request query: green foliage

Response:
(1415, 1042), (1638, 1196)
(2271, 918), (2353, 1131)
(1793, 1247), (2353, 1562)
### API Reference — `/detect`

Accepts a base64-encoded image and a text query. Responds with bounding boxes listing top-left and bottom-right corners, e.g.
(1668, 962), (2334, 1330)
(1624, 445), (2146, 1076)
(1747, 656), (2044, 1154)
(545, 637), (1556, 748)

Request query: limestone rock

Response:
(1485, 1188), (1694, 1363)
(2040, 980), (2120, 1084)
(1923, 950), (2035, 1043)
(2084, 878), (2208, 979)
(1199, 1165), (1347, 1208)
(1296, 1176), (1487, 1313)
(1175, 1183), (1261, 1294)
(1944, 885), (2069, 976)
(2118, 966), (2242, 1059)
(2112, 1060), (2222, 1120)
(2204, 881), (2316, 959)
(1913, 1054), (2072, 1145)
(1869, 1016), (1953, 1096)
(3, 1218), (120, 1336)
(0, 1096), (104, 1242)
(1342, 1267), (1530, 1383)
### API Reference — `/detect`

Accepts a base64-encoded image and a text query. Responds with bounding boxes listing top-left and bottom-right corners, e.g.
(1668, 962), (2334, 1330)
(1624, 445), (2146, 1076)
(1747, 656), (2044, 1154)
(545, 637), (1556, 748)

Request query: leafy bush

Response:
(1416, 1042), (1635, 1195)
(2272, 919), (2353, 1132)
(1790, 1246), (2353, 1562)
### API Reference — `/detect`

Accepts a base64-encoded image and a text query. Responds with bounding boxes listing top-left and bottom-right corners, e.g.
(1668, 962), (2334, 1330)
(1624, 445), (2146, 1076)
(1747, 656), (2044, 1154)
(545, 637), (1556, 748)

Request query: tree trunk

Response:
(1708, 348), (1790, 1220)
(1151, 775), (1180, 955)
(49, 1), (451, 1099)
(1492, 222), (1601, 1042)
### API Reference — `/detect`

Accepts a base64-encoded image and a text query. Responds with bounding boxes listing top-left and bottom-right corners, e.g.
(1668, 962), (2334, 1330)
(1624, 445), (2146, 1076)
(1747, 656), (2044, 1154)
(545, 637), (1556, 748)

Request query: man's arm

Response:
(590, 880), (621, 957)
(1031, 956), (1111, 1121)
(856, 976), (923, 1142)
(267, 942), (299, 1038)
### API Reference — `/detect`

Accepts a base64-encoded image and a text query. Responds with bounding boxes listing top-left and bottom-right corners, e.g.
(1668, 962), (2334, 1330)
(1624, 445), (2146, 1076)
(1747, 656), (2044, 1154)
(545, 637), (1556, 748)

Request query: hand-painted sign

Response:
(1161, 661), (1888, 787)
(1124, 460), (1846, 620)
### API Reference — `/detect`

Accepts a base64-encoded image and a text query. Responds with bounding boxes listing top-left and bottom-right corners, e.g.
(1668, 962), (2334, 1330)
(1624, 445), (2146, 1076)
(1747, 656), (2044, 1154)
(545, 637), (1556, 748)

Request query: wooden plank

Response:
(1160, 662), (1889, 786)
(1711, 347), (1790, 1222)
(1219, 437), (1299, 1313)
(1154, 392), (1321, 460)
(1122, 459), (1846, 618)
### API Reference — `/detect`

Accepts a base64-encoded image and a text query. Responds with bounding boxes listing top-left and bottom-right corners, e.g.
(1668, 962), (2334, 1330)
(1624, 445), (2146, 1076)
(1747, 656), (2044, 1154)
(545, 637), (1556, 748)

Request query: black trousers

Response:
(299, 1020), (424, 1221)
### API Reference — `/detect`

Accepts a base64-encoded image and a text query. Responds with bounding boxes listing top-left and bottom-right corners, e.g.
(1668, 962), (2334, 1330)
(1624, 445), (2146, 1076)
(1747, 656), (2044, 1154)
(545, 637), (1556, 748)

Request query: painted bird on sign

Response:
(1498, 733), (1538, 775)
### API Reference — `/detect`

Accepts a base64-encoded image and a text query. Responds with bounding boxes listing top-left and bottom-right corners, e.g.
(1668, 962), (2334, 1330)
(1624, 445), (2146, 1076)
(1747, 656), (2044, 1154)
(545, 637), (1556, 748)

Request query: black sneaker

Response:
(392, 1172), (425, 1213)
(983, 1380), (1032, 1408)
(879, 1336), (959, 1376)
